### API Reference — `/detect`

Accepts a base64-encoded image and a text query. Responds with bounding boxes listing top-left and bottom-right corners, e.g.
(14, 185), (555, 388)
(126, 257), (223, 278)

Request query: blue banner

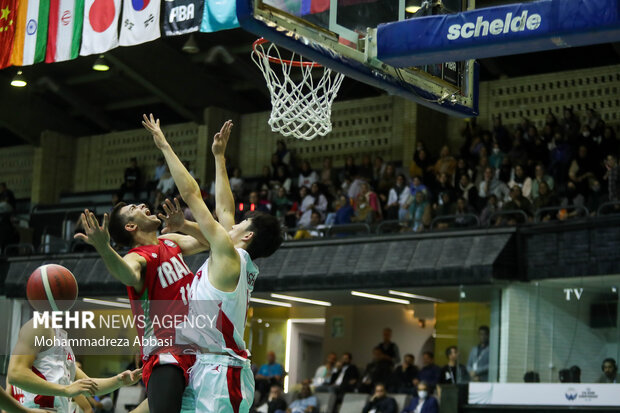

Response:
(377, 0), (620, 67)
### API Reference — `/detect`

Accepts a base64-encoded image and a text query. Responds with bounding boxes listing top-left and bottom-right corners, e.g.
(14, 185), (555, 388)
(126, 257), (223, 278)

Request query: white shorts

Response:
(185, 354), (255, 413)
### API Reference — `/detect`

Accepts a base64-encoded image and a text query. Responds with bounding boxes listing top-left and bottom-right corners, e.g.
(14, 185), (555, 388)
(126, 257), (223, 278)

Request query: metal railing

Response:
(431, 214), (480, 229)
(487, 209), (529, 227)
(534, 205), (589, 223)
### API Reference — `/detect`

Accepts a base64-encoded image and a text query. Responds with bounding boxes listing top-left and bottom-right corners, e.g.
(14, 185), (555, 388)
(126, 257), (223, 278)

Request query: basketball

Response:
(26, 264), (79, 312)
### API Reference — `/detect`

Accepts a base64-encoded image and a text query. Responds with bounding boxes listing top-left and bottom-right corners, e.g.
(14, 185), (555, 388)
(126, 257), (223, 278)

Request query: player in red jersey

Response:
(75, 193), (210, 413)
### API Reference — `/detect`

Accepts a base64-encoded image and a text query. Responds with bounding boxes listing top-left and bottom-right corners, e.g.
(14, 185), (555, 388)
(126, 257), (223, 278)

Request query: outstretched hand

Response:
(74, 210), (110, 250)
(117, 368), (143, 386)
(142, 113), (168, 150)
(158, 198), (185, 234)
(212, 120), (233, 157)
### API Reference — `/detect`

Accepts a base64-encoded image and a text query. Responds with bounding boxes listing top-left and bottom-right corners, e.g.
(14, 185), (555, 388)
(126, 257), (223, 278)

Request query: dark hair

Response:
(343, 352), (352, 360)
(523, 371), (540, 383)
(602, 358), (617, 372)
(109, 202), (133, 247)
(445, 346), (457, 358)
(479, 325), (490, 334)
(244, 211), (283, 260)
(423, 351), (434, 359)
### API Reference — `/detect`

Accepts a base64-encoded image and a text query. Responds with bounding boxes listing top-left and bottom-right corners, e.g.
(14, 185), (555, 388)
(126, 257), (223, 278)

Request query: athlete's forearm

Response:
(159, 144), (202, 203)
(90, 376), (125, 396)
(97, 245), (141, 287)
(214, 154), (235, 230)
(8, 367), (68, 397)
(0, 386), (32, 413)
(129, 398), (149, 413)
(181, 221), (209, 246)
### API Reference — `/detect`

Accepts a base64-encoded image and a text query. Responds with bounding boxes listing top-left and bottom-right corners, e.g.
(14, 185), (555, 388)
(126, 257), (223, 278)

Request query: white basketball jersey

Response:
(178, 248), (258, 360)
(11, 328), (76, 412)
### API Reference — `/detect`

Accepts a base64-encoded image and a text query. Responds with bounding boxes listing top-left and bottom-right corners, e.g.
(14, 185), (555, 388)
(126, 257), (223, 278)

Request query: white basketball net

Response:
(252, 39), (345, 141)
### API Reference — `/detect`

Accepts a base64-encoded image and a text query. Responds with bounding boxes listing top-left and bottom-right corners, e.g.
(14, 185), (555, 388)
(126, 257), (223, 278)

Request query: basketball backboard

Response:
(237, 0), (479, 117)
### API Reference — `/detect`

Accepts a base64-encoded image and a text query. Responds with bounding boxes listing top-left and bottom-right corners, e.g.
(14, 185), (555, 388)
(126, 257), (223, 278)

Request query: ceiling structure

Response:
(0, 4), (619, 148)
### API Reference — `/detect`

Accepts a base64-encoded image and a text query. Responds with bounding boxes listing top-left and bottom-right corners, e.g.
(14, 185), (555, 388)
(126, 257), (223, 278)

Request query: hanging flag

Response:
(46, 0), (85, 63)
(0, 0), (18, 69)
(163, 0), (203, 36)
(119, 0), (161, 46)
(80, 0), (121, 56)
(200, 0), (239, 33)
(11, 0), (50, 66)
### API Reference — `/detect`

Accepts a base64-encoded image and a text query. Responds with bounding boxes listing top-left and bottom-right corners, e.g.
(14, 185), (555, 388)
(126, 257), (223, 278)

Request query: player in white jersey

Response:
(8, 316), (142, 412)
(143, 114), (283, 413)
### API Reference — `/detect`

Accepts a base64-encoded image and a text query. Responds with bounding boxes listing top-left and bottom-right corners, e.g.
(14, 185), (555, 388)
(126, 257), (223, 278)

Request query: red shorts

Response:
(142, 353), (196, 388)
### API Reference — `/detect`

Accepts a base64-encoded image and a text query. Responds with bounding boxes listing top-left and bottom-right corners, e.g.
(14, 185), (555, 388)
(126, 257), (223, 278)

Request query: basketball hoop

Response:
(251, 38), (345, 141)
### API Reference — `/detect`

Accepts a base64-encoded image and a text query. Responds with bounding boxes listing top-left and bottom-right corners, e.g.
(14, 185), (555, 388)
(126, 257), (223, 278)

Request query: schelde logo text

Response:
(447, 10), (542, 40)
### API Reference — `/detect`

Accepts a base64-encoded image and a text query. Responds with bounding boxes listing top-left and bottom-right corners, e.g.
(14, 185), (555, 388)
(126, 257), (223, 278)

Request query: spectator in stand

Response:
(508, 135), (528, 167)
(473, 154), (490, 189)
(478, 167), (510, 207)
(489, 142), (505, 171)
(320, 157), (337, 191)
(492, 115), (512, 153)
(359, 181), (382, 221)
(374, 156), (387, 187)
(457, 174), (479, 210)
(376, 328), (400, 364)
(405, 191), (432, 232)
(549, 132), (573, 187)
(531, 163), (555, 201)
(313, 352), (338, 387)
(334, 195), (355, 225)
(560, 106), (581, 141)
(343, 155), (359, 182)
(273, 187), (294, 222)
(390, 354), (419, 394)
(479, 194), (499, 227)
(585, 107), (601, 132)
(352, 192), (374, 224)
(259, 385), (287, 413)
(276, 140), (291, 166)
(256, 352), (286, 402)
(502, 186), (534, 224)
(287, 380), (318, 413)
(147, 156), (167, 199)
(508, 164), (532, 199)
(533, 181), (559, 221)
(293, 209), (325, 238)
(411, 148), (435, 187)
(434, 192), (455, 221)
(568, 145), (598, 196)
(362, 384), (397, 413)
(401, 381), (438, 413)
(529, 135), (550, 168)
(154, 166), (176, 207)
(229, 167), (245, 199)
(454, 158), (473, 187)
(409, 176), (428, 198)
(378, 164), (397, 202)
(257, 165), (273, 191)
(249, 190), (271, 214)
(604, 154), (620, 202)
(586, 179), (605, 215)
(432, 145), (456, 180)
(418, 352), (441, 389)
(439, 346), (470, 384)
(119, 157), (142, 200)
(296, 186), (316, 227)
(598, 358), (619, 383)
(386, 174), (412, 221)
(299, 161), (319, 189)
(273, 165), (292, 194)
(600, 126), (619, 158)
(359, 154), (374, 182)
(432, 173), (455, 205)
(310, 183), (329, 218)
(359, 347), (394, 394)
(498, 156), (512, 184)
(0, 182), (16, 213)
(454, 198), (477, 228)
(467, 326), (490, 382)
(329, 353), (359, 401)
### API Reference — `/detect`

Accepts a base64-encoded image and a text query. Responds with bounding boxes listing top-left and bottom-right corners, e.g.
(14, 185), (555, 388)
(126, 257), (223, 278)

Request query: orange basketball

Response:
(26, 264), (79, 312)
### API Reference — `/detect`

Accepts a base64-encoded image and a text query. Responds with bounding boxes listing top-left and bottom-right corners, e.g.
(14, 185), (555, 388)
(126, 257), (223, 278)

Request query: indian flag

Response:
(46, 0), (84, 63)
(11, 0), (49, 66)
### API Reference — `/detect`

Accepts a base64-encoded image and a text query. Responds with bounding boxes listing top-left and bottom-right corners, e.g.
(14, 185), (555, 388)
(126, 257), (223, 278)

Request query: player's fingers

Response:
(162, 202), (172, 217)
(164, 198), (175, 211)
(174, 197), (181, 211)
(101, 213), (109, 231)
(88, 211), (99, 229)
(74, 233), (87, 242)
(80, 213), (90, 232)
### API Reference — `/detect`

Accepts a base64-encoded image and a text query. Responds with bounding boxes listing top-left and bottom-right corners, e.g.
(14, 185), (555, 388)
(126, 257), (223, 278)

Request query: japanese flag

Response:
(80, 0), (120, 56)
(119, 0), (161, 46)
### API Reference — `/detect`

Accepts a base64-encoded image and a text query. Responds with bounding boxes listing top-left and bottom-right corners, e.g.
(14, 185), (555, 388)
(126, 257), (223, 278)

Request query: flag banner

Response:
(46, 0), (84, 63)
(119, 0), (161, 46)
(0, 0), (18, 69)
(11, 0), (50, 66)
(200, 0), (239, 33)
(80, 0), (121, 56)
(163, 0), (203, 36)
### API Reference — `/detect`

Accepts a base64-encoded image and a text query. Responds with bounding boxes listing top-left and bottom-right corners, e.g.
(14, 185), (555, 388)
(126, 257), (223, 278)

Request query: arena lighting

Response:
(92, 55), (110, 71)
(10, 71), (27, 87)
(405, 0), (422, 13)
(271, 293), (332, 306)
(83, 298), (131, 309)
(351, 291), (410, 304)
(388, 290), (446, 303)
(250, 297), (292, 307)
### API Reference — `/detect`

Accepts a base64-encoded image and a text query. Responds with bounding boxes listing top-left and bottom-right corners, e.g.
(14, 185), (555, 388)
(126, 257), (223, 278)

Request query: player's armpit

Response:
(159, 233), (209, 256)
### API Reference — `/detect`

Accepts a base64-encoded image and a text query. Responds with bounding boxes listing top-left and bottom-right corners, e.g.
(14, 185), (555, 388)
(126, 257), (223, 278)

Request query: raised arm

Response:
(74, 210), (144, 291)
(212, 120), (236, 231)
(143, 114), (240, 289)
(157, 197), (210, 256)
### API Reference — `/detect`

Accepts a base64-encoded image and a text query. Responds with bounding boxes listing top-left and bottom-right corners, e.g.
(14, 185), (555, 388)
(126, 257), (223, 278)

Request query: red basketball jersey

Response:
(127, 238), (195, 357)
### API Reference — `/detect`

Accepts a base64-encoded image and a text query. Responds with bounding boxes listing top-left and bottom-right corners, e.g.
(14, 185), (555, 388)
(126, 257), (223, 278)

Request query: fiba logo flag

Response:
(45, 0), (85, 63)
(80, 0), (121, 56)
(11, 0), (50, 66)
(0, 0), (18, 69)
(163, 0), (203, 36)
(200, 0), (239, 33)
(119, 0), (161, 46)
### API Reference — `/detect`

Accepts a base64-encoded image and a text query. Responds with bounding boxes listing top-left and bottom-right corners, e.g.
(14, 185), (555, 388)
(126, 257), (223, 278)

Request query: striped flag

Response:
(119, 0), (161, 47)
(11, 0), (50, 66)
(80, 0), (121, 56)
(163, 0), (203, 36)
(0, 0), (18, 69)
(46, 0), (85, 63)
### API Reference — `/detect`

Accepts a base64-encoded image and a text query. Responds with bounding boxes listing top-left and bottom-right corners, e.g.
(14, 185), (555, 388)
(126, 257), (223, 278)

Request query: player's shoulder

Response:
(20, 318), (54, 341)
(157, 235), (181, 250)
